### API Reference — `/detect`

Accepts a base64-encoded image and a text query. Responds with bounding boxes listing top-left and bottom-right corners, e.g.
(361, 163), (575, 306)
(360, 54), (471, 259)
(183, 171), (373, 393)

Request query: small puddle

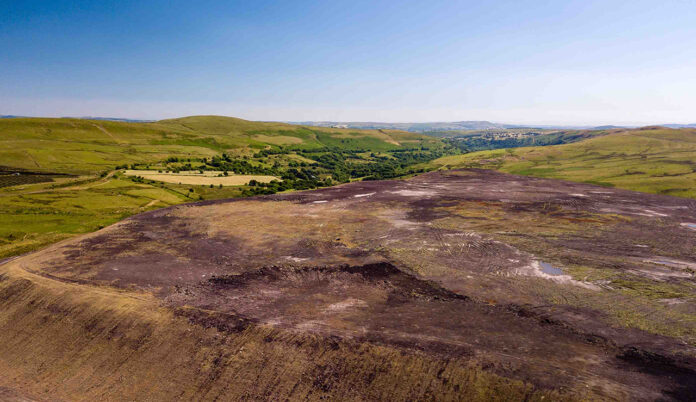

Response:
(540, 262), (564, 276)
(681, 223), (696, 230)
(524, 261), (599, 290)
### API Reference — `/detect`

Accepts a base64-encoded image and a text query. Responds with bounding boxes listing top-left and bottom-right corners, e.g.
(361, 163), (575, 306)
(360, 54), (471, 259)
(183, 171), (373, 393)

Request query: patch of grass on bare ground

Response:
(0, 174), (253, 259)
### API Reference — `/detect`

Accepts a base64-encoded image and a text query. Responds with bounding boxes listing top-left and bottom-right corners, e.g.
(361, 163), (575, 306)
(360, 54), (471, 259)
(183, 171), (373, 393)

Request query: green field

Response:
(428, 126), (696, 198)
(0, 173), (243, 259)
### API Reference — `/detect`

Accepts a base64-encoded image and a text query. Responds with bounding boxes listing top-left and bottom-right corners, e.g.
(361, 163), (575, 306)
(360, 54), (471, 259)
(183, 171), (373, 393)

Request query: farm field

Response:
(124, 170), (279, 186)
(428, 126), (696, 198)
(1, 169), (695, 400)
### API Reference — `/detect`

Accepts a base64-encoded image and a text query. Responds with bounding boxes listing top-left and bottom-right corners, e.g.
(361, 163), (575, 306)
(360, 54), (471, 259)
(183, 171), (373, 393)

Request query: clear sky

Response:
(2, 0), (696, 125)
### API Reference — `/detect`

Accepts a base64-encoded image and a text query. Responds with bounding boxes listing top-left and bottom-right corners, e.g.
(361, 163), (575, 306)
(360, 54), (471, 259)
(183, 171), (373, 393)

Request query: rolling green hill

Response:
(428, 126), (696, 198)
(0, 116), (435, 174)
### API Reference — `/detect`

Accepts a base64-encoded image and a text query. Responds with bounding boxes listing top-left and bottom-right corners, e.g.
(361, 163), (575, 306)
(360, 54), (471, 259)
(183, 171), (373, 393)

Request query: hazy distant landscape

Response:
(290, 119), (696, 131)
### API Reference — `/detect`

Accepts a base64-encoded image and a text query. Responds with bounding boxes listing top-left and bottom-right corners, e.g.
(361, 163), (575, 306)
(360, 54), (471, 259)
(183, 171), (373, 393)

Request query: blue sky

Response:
(2, 0), (696, 124)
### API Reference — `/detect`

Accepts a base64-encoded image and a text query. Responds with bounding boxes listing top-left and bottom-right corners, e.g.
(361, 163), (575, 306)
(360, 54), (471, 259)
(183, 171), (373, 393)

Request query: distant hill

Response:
(291, 120), (509, 132)
(72, 116), (156, 123)
(662, 123), (696, 129)
(290, 120), (646, 132)
(293, 121), (696, 132)
(1, 115), (154, 122)
(591, 125), (627, 130)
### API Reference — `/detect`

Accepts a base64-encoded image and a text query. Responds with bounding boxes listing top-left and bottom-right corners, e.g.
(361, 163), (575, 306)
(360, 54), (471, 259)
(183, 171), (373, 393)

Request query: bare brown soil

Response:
(0, 386), (37, 402)
(3, 169), (696, 400)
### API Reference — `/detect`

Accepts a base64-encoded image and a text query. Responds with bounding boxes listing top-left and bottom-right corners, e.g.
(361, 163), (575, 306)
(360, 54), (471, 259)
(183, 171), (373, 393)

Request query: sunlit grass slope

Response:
(0, 174), (196, 258)
(428, 127), (696, 198)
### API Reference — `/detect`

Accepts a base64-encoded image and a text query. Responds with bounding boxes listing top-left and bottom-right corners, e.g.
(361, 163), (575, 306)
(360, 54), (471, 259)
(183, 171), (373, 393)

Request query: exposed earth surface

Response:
(1, 169), (695, 401)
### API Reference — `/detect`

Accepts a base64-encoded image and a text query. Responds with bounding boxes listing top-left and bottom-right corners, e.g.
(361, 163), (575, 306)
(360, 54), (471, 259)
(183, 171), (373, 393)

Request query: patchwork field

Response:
(124, 170), (279, 186)
(428, 127), (696, 198)
(2, 169), (695, 400)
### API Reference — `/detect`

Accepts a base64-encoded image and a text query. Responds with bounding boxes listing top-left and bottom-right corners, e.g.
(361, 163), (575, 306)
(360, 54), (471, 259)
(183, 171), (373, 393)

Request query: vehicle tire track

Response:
(91, 124), (120, 143)
(23, 151), (41, 168)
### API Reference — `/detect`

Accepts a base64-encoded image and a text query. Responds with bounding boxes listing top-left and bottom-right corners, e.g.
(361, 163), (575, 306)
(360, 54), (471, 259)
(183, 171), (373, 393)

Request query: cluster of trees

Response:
(241, 174), (334, 197)
(127, 175), (153, 184)
(121, 143), (458, 198)
(294, 147), (454, 181)
(236, 146), (453, 196)
(253, 148), (289, 158)
(205, 154), (278, 175)
(204, 146), (456, 183)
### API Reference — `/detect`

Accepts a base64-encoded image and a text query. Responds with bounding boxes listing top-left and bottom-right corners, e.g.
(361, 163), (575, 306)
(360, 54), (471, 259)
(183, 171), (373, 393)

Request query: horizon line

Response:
(2, 114), (695, 129)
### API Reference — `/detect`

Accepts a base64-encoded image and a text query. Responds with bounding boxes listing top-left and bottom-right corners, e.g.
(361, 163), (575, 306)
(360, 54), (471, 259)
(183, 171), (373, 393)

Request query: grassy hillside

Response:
(0, 174), (198, 258)
(0, 116), (451, 258)
(428, 126), (696, 198)
(0, 116), (436, 174)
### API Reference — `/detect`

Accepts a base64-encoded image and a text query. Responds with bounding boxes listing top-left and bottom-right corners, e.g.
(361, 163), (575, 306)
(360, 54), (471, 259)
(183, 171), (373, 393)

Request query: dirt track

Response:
(6, 169), (696, 400)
